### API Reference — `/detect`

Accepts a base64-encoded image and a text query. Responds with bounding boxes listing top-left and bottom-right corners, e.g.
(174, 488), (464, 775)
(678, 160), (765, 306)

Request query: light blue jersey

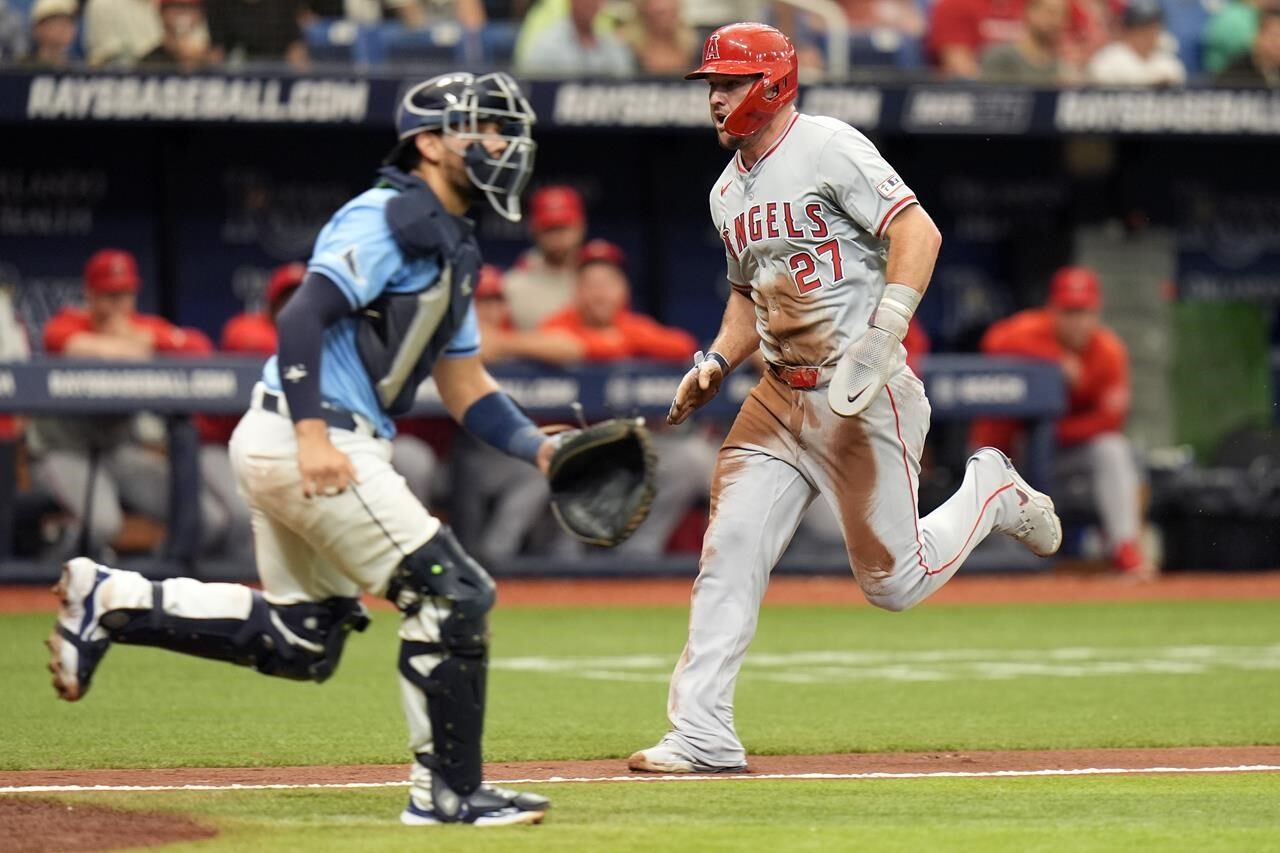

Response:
(263, 188), (479, 437)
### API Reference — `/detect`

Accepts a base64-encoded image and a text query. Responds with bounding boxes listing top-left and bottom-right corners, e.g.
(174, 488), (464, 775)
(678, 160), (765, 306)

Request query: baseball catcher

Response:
(47, 72), (561, 827)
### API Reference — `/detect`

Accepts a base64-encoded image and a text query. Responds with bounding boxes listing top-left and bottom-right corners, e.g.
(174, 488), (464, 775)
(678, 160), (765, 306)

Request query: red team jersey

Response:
(539, 308), (698, 363)
(970, 308), (1130, 450)
(43, 309), (210, 356)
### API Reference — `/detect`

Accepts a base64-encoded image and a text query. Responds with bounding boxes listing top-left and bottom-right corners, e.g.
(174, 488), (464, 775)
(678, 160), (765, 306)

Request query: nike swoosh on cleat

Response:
(847, 386), (870, 404)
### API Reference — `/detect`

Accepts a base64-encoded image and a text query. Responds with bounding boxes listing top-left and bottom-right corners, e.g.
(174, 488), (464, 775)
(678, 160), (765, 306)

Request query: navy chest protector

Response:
(357, 167), (481, 416)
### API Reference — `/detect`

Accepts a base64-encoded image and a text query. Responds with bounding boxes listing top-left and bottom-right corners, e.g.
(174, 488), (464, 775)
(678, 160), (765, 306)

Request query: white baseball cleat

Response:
(972, 447), (1062, 557)
(627, 736), (747, 774)
(46, 557), (116, 701)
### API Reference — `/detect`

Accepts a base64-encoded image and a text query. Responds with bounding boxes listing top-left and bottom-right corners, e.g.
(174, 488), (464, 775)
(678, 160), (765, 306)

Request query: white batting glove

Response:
(829, 284), (919, 418)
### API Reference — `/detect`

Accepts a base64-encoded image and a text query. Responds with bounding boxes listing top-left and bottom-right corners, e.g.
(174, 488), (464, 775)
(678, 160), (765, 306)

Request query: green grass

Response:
(32, 773), (1280, 852)
(6, 597), (1280, 851)
(3, 599), (1278, 770)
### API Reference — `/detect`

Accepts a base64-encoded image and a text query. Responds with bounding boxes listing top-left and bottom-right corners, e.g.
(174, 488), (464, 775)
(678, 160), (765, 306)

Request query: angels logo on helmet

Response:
(705, 32), (721, 61)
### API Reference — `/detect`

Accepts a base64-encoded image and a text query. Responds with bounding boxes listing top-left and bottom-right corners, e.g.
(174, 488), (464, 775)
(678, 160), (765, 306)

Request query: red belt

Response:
(768, 363), (821, 390)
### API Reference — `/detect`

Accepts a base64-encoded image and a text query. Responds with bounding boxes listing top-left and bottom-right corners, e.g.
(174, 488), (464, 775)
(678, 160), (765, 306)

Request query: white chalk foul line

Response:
(2, 764), (1278, 794)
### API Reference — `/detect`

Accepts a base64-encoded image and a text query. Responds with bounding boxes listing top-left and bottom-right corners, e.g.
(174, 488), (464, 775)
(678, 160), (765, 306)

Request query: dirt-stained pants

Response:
(665, 369), (1021, 767)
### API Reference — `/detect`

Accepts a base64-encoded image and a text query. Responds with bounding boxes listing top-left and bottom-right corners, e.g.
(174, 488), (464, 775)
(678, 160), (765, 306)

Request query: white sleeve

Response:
(818, 130), (918, 239)
(710, 186), (749, 295)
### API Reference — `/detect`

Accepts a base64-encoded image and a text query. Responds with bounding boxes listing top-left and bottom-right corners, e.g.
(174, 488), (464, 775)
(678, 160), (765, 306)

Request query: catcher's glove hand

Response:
(546, 417), (657, 547)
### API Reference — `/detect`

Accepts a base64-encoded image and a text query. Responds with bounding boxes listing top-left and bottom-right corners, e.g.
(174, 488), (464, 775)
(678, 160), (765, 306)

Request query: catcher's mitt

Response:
(547, 417), (657, 547)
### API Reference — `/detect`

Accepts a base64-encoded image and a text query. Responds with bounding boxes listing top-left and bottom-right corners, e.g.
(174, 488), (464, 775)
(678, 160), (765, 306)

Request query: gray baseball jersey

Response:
(642, 110), (1057, 771)
(710, 112), (919, 367)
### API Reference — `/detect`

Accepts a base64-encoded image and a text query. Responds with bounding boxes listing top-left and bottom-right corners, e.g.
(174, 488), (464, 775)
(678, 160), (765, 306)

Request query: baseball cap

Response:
(31, 0), (77, 22)
(1048, 266), (1102, 310)
(475, 264), (505, 300)
(84, 249), (141, 294)
(221, 314), (277, 356)
(266, 262), (305, 313)
(1122, 0), (1164, 27)
(529, 186), (585, 233)
(578, 239), (627, 271)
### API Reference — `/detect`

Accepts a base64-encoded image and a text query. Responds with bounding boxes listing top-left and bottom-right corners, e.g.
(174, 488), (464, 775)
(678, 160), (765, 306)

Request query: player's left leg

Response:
(805, 369), (1060, 612)
(47, 558), (371, 700)
(386, 526), (549, 826)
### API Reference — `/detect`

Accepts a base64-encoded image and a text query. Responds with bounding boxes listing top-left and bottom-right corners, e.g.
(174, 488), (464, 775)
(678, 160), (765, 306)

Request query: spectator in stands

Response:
(1087, 0), (1186, 86)
(22, 0), (78, 69)
(928, 0), (1102, 77)
(207, 0), (307, 67)
(28, 249), (226, 561)
(979, 0), (1076, 83)
(517, 0), (635, 76)
(970, 267), (1152, 577)
(1202, 0), (1271, 74)
(140, 0), (213, 71)
(313, 0), (488, 29)
(538, 239), (698, 362)
(84, 0), (163, 66)
(503, 185), (587, 330)
(1216, 6), (1280, 84)
(839, 0), (927, 35)
(0, 0), (30, 62)
(478, 264), (585, 364)
(624, 0), (699, 76)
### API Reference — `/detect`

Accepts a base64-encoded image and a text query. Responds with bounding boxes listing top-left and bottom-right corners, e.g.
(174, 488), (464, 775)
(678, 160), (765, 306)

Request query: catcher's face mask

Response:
(448, 73), (537, 224)
(394, 72), (538, 223)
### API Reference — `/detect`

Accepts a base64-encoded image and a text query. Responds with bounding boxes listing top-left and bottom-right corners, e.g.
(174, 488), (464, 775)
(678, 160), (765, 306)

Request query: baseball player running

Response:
(47, 72), (554, 826)
(629, 24), (1063, 774)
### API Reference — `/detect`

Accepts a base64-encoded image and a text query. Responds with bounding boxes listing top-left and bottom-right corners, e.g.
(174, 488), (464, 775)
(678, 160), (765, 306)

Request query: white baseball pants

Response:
(665, 369), (1021, 767)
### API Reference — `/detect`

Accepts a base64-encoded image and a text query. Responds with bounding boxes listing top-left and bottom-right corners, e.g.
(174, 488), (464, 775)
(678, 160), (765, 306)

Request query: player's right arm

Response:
(275, 272), (358, 498)
(668, 288), (759, 426)
(669, 181), (762, 425)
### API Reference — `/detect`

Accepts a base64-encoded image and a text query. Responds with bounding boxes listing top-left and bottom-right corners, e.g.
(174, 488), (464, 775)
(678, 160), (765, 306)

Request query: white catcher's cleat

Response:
(627, 736), (747, 774)
(46, 557), (116, 701)
(972, 447), (1062, 557)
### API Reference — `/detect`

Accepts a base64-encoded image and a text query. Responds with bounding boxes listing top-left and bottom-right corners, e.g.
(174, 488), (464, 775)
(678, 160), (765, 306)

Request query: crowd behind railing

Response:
(1, 0), (1277, 87)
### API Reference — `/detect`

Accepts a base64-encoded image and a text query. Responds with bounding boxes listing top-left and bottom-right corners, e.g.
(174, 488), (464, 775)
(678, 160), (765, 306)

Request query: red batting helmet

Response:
(686, 22), (798, 139)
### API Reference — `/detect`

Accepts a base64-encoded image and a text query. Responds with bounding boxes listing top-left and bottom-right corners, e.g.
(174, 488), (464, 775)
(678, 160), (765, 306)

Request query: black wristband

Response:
(703, 351), (730, 374)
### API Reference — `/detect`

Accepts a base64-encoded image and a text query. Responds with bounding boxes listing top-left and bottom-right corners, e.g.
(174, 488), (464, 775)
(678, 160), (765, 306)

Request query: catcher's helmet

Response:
(386, 71), (537, 223)
(686, 22), (798, 139)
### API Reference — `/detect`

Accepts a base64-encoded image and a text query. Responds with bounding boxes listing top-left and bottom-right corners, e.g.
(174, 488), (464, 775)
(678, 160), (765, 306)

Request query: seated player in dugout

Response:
(971, 266), (1153, 577)
(47, 72), (556, 826)
(28, 249), (226, 560)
